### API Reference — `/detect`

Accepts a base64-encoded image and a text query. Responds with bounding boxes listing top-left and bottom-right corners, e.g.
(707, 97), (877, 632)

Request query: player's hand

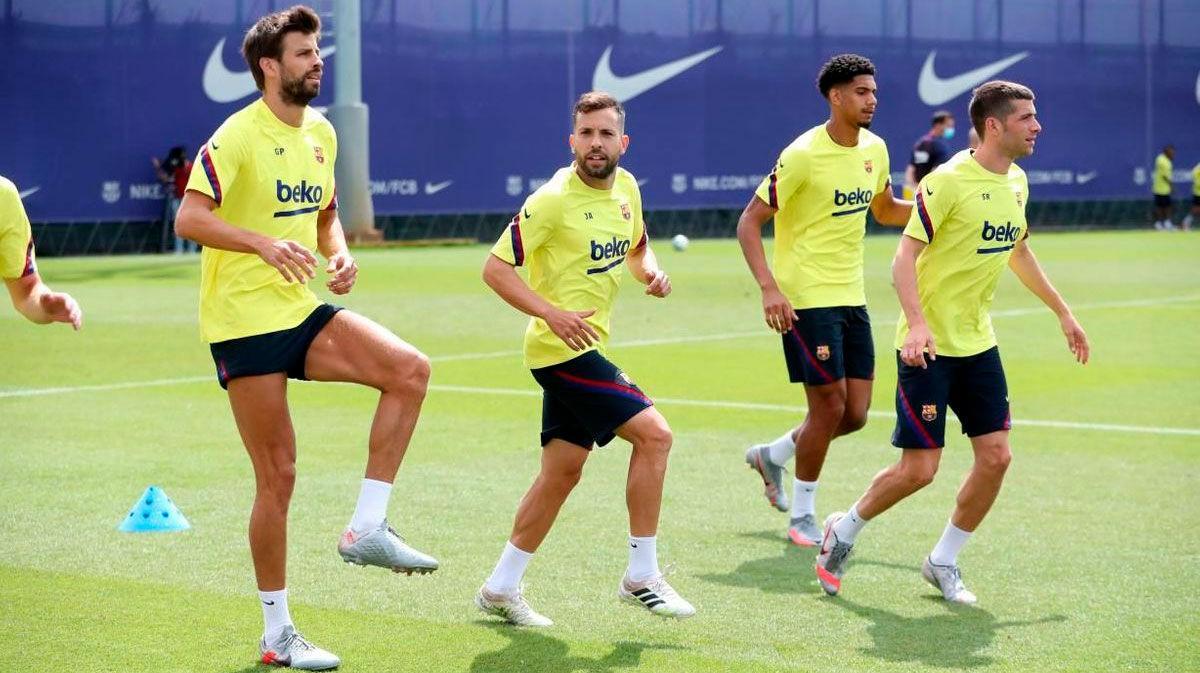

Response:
(256, 239), (317, 284)
(39, 291), (82, 330)
(900, 323), (936, 368)
(325, 251), (358, 295)
(644, 269), (671, 298)
(544, 307), (600, 351)
(762, 286), (795, 333)
(1060, 313), (1089, 365)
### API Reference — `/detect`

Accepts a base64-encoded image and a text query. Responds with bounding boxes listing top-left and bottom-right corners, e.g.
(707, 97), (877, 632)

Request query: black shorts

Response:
(1154, 194), (1173, 209)
(891, 346), (1010, 449)
(530, 350), (653, 449)
(209, 304), (342, 390)
(782, 306), (875, 385)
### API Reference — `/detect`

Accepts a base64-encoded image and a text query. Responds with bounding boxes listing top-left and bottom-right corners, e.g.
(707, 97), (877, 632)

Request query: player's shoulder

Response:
(782, 125), (824, 155)
(0, 175), (17, 199)
(524, 166), (573, 213)
(613, 167), (640, 193)
(304, 106), (336, 139)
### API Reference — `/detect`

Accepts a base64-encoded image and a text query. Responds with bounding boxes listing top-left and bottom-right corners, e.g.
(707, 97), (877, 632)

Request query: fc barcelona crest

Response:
(815, 345), (831, 361)
(620, 203), (632, 221)
(864, 160), (873, 174)
(313, 146), (325, 164)
(921, 404), (938, 422)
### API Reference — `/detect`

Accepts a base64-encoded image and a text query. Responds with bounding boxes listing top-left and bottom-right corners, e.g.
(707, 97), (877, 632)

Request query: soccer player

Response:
(815, 81), (1090, 604)
(1, 176), (82, 329)
(904, 110), (956, 198)
(175, 7), (437, 669)
(737, 54), (912, 547)
(1182, 161), (1199, 231)
(1152, 144), (1175, 230)
(475, 91), (694, 627)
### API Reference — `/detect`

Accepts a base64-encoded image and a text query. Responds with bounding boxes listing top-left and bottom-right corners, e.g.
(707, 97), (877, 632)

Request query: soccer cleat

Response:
(814, 512), (854, 596)
(745, 445), (789, 512)
(337, 520), (438, 575)
(474, 585), (554, 627)
(259, 625), (340, 670)
(618, 574), (696, 619)
(922, 556), (978, 605)
(787, 513), (822, 547)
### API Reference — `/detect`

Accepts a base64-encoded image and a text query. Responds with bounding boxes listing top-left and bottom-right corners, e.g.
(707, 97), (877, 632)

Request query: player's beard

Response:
(281, 70), (321, 106)
(576, 150), (619, 180)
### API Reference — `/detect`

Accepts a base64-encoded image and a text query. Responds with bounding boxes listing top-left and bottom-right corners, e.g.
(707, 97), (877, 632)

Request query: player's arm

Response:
(893, 234), (934, 368)
(175, 191), (316, 283)
(626, 235), (670, 298)
(481, 254), (598, 351)
(316, 208), (356, 295)
(869, 186), (913, 226)
(736, 194), (793, 333)
(1007, 237), (1089, 364)
(4, 271), (82, 329)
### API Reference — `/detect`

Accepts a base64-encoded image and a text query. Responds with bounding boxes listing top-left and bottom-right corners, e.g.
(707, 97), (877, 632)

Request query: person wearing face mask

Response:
(904, 110), (956, 198)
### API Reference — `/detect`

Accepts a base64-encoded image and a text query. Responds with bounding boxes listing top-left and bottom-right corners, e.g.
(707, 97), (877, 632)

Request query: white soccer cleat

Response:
(922, 556), (978, 605)
(474, 584), (554, 627)
(338, 520), (438, 575)
(259, 626), (340, 670)
(618, 574), (696, 619)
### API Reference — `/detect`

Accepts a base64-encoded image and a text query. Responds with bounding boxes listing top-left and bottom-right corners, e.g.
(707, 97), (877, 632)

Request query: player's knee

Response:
(258, 461), (296, 503)
(900, 460), (938, 489)
(810, 389), (848, 425)
(977, 444), (1012, 474)
(389, 351), (431, 398)
(634, 423), (673, 461)
(840, 408), (869, 434)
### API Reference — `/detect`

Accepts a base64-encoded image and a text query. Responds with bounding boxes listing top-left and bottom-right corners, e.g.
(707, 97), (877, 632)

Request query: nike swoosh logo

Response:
(203, 38), (336, 103)
(593, 45), (723, 104)
(925, 186), (934, 196)
(18, 186), (40, 199)
(636, 178), (649, 187)
(917, 51), (1029, 106)
(1075, 171), (1098, 185)
(424, 180), (452, 195)
(262, 600), (275, 606)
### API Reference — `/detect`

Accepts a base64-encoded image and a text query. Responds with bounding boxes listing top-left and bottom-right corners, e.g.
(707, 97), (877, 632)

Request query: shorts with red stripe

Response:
(891, 346), (1010, 449)
(781, 306), (874, 385)
(530, 350), (653, 449)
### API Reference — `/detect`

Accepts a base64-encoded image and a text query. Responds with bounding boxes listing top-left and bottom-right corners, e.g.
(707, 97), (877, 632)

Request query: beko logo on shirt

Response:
(590, 236), (631, 261)
(276, 179), (324, 205)
(981, 220), (1020, 243)
(834, 188), (873, 207)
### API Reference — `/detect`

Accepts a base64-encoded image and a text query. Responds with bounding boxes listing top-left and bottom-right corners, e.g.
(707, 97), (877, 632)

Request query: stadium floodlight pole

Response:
(328, 0), (380, 242)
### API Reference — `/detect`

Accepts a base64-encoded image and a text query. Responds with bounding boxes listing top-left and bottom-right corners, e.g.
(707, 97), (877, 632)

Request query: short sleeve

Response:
(904, 172), (951, 244)
(489, 189), (558, 267)
(0, 181), (35, 279)
(186, 123), (246, 205)
(320, 124), (338, 211)
(631, 182), (647, 252)
(754, 144), (808, 210)
(875, 143), (893, 195)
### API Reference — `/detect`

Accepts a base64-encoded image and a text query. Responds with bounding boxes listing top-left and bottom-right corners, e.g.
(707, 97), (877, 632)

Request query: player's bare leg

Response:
(509, 439), (591, 553)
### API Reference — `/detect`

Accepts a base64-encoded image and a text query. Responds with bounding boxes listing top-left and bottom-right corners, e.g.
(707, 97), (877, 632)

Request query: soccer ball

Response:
(671, 234), (690, 252)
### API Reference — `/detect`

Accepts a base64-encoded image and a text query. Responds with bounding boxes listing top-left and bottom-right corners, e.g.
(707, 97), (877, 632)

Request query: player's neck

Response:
(261, 91), (306, 128)
(574, 164), (615, 191)
(824, 118), (861, 147)
(971, 144), (1014, 175)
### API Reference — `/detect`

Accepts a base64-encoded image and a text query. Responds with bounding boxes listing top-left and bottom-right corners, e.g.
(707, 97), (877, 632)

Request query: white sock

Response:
(484, 541), (534, 594)
(791, 478), (818, 518)
(349, 478), (392, 534)
(259, 589), (293, 641)
(929, 521), (972, 566)
(626, 535), (660, 582)
(765, 429), (796, 466)
(832, 504), (869, 543)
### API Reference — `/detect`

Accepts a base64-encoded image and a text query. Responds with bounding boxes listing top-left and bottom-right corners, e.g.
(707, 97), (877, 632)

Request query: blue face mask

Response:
(943, 126), (956, 140)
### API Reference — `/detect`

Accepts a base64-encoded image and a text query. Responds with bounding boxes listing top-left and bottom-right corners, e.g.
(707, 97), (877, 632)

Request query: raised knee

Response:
(389, 352), (431, 397)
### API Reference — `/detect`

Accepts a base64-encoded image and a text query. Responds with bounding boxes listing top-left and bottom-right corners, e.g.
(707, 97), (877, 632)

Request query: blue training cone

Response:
(118, 485), (191, 533)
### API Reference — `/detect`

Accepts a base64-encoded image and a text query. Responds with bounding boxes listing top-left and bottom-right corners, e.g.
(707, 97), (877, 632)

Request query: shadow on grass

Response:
(695, 529), (821, 595)
(830, 596), (1067, 669)
(469, 622), (681, 673)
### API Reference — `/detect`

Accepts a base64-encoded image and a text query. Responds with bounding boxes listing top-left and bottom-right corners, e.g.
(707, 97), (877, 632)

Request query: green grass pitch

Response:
(1, 231), (1197, 672)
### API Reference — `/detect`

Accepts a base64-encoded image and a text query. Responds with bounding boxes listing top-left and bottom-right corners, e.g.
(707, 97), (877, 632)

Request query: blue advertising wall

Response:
(2, 0), (1198, 222)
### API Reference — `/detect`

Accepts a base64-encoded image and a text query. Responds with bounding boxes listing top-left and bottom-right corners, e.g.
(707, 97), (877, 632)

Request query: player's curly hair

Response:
(242, 5), (322, 92)
(816, 54), (876, 99)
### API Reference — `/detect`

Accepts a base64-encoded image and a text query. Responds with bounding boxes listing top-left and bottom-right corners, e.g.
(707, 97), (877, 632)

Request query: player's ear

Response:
(568, 134), (576, 152)
(620, 135), (629, 155)
(260, 56), (278, 82)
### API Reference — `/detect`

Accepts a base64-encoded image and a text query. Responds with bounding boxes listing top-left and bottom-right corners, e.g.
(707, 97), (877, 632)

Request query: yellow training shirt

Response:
(0, 176), (36, 280)
(895, 150), (1029, 357)
(186, 99), (337, 343)
(1153, 153), (1173, 196)
(490, 165), (647, 369)
(754, 124), (892, 309)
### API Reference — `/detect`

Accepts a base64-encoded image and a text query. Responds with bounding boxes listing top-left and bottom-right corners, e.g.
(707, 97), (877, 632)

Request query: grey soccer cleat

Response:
(814, 512), (854, 596)
(745, 445), (789, 512)
(475, 585), (554, 627)
(259, 625), (340, 670)
(337, 520), (438, 575)
(922, 556), (978, 605)
(787, 513), (822, 547)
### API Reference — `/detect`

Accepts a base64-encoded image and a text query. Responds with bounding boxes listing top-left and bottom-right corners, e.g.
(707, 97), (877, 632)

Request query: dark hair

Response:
(573, 91), (625, 130)
(816, 53), (876, 98)
(242, 5), (321, 92)
(931, 110), (953, 126)
(968, 80), (1035, 138)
